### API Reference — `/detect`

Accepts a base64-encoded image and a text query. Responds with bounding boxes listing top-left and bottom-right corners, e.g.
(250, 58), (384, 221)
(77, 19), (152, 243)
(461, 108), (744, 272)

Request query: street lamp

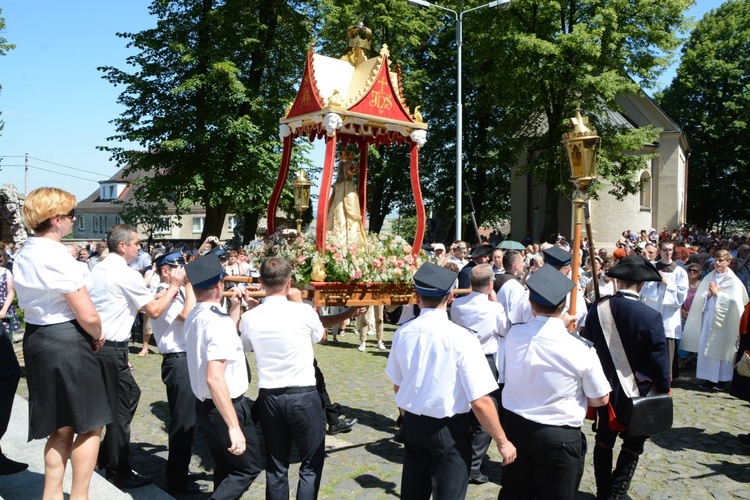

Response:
(408, 0), (511, 241)
(562, 107), (600, 325)
(291, 169), (312, 234)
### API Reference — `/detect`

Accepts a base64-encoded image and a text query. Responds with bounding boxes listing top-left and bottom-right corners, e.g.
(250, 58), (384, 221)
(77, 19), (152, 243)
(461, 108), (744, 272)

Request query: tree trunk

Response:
(240, 211), (260, 245)
(541, 179), (560, 244)
(202, 204), (229, 241)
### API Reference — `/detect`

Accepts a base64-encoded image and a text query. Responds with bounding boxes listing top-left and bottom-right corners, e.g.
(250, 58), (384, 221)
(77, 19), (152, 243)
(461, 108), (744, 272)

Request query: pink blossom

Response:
(388, 255), (398, 264)
(396, 259), (405, 268)
(296, 256), (306, 264)
(404, 254), (415, 264)
(372, 260), (382, 268)
(403, 244), (412, 253)
(326, 244), (336, 252)
(334, 252), (344, 262)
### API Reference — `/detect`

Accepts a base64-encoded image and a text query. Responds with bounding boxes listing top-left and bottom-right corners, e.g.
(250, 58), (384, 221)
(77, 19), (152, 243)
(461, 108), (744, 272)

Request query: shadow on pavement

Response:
(354, 472), (400, 497)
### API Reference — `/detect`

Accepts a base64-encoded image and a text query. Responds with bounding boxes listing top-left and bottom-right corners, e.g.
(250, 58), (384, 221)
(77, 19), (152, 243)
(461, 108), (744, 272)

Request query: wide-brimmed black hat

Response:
(469, 244), (494, 260)
(413, 262), (457, 298)
(526, 264), (575, 307)
(543, 246), (573, 267)
(186, 253), (225, 289)
(605, 254), (662, 282)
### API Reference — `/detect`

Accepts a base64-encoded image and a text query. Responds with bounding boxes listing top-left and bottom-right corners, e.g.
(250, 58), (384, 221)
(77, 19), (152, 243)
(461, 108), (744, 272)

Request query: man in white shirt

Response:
(451, 264), (509, 484)
(89, 224), (184, 489)
(496, 250), (533, 327)
(184, 253), (261, 499)
(240, 257), (327, 500)
(447, 240), (469, 270)
(386, 262), (516, 499)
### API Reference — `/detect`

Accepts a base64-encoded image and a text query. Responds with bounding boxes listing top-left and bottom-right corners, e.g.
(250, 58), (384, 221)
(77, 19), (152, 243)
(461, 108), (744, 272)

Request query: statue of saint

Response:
(327, 150), (366, 247)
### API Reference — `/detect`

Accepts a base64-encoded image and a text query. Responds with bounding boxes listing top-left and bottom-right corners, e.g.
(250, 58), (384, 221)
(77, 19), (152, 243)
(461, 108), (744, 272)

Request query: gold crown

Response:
(338, 149), (356, 162)
(346, 21), (372, 53)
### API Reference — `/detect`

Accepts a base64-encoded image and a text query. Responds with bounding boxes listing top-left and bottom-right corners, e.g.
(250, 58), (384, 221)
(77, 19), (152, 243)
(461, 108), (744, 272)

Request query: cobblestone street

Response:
(11, 323), (750, 499)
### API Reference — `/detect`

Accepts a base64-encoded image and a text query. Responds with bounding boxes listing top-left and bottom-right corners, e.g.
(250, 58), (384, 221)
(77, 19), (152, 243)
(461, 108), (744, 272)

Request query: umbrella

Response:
(496, 240), (526, 251)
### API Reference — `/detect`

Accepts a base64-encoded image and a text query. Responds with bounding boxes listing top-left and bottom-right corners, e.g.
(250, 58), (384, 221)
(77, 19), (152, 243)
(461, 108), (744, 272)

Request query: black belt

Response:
(163, 352), (187, 359)
(103, 340), (129, 348)
(199, 396), (244, 407)
(259, 385), (316, 395)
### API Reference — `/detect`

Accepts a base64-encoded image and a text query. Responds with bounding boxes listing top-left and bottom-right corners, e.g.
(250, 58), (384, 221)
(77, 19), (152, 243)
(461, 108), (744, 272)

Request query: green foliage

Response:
(99, 0), (318, 240)
(658, 0), (750, 230)
(0, 9), (16, 142)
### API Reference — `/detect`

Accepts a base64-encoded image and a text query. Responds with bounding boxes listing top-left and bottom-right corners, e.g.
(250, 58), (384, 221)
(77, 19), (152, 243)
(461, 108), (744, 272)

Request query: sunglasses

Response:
(57, 209), (75, 219)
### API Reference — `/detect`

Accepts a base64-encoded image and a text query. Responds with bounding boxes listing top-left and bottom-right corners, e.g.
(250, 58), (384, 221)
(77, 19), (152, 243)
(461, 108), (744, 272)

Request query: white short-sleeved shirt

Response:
(151, 285), (186, 354)
(13, 237), (86, 325)
(385, 308), (498, 418)
(240, 295), (323, 389)
(89, 253), (154, 342)
(503, 315), (611, 427)
(497, 278), (533, 327)
(451, 291), (509, 355)
(185, 302), (248, 401)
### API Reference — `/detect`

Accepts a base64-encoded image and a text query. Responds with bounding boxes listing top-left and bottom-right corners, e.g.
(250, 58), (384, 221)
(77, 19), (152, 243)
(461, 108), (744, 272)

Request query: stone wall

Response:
(0, 184), (28, 246)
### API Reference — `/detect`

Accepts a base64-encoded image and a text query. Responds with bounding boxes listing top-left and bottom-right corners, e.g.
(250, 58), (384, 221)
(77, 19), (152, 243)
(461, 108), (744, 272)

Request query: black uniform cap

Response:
(469, 244), (494, 260)
(543, 246), (573, 267)
(526, 264), (575, 307)
(210, 247), (229, 260)
(413, 262), (457, 298)
(185, 253), (225, 289)
(605, 254), (662, 282)
(154, 251), (185, 268)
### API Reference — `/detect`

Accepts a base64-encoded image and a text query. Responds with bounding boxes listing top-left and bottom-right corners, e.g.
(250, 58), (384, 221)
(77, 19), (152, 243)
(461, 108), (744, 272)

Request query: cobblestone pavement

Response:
(12, 324), (750, 499)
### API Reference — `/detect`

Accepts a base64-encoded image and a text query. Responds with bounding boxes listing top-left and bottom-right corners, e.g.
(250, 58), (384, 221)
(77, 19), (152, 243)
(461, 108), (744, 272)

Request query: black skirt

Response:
(23, 320), (112, 441)
(731, 333), (750, 402)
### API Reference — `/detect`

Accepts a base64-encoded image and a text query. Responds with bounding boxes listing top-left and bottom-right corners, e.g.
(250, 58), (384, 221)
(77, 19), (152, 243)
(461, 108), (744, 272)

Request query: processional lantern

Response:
(562, 107), (600, 190)
(291, 169), (311, 234)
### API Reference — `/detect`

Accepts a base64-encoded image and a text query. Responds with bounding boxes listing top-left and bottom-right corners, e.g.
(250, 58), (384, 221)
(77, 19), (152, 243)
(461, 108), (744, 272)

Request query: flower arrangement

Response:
(247, 230), (426, 287)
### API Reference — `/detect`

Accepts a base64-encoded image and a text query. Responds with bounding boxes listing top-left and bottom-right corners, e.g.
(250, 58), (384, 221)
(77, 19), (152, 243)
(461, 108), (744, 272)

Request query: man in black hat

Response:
(458, 243), (494, 289)
(500, 264), (611, 499)
(386, 262), (516, 499)
(582, 254), (670, 499)
(150, 251), (206, 494)
(184, 254), (262, 498)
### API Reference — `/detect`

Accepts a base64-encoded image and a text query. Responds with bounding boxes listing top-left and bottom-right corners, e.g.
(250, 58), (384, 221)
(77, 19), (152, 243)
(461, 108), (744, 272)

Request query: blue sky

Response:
(0, 1), (724, 203)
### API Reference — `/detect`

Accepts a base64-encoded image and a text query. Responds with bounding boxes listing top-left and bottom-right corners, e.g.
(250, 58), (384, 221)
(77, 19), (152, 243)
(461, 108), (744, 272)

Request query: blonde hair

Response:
(22, 187), (76, 232)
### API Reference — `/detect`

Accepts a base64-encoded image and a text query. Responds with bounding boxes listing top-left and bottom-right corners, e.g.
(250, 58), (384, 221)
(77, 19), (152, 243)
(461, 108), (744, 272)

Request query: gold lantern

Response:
(291, 169), (312, 234)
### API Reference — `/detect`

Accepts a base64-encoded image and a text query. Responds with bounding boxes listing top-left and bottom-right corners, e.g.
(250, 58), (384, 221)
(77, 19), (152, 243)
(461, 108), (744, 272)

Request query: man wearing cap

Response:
(89, 224), (185, 489)
(640, 240), (688, 378)
(543, 245), (587, 327)
(430, 243), (447, 266)
(386, 262), (516, 499)
(240, 257), (327, 499)
(582, 255), (670, 499)
(457, 243), (493, 289)
(500, 264), (610, 499)
(150, 251), (206, 494)
(451, 264), (509, 484)
(184, 253), (262, 498)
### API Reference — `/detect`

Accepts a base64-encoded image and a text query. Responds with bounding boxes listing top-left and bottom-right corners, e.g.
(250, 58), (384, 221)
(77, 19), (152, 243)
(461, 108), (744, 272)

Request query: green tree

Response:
(99, 0), (318, 242)
(658, 0), (750, 231)
(0, 10), (16, 145)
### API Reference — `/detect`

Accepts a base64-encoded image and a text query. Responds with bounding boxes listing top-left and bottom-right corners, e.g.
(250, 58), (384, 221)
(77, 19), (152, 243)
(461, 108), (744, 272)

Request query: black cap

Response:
(469, 244), (494, 260)
(210, 247), (229, 260)
(605, 254), (662, 282)
(413, 262), (457, 298)
(526, 264), (575, 307)
(154, 251), (185, 268)
(543, 246), (573, 267)
(186, 253), (225, 289)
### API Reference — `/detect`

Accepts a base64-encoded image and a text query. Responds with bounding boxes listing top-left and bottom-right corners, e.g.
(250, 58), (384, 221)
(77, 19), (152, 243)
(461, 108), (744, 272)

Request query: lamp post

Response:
(291, 169), (312, 234)
(562, 107), (600, 325)
(408, 0), (511, 241)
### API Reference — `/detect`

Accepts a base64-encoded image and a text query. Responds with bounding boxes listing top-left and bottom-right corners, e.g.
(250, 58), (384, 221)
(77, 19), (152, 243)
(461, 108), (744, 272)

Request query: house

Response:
(510, 93), (690, 249)
(73, 166), (238, 242)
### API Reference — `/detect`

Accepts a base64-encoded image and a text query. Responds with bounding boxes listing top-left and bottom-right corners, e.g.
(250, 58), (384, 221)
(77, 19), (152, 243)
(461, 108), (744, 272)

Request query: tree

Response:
(0, 10), (15, 145)
(658, 0), (750, 230)
(99, 0), (317, 242)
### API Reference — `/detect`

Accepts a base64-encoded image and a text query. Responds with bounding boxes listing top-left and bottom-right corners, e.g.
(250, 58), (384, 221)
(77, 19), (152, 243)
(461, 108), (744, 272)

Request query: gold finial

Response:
(340, 20), (373, 67)
(414, 106), (424, 123)
(327, 89), (345, 108)
(380, 44), (389, 57)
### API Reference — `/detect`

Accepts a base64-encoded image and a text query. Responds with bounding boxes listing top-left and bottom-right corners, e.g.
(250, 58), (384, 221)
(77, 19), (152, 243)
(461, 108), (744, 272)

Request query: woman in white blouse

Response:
(14, 188), (111, 499)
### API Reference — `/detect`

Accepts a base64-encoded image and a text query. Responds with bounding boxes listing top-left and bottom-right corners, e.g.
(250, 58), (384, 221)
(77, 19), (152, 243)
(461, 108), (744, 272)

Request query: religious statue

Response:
(327, 149), (366, 248)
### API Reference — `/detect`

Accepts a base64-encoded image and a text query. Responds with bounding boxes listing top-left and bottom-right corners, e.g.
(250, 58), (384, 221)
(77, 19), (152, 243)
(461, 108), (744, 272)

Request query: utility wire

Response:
(29, 156), (109, 177)
(26, 165), (101, 182)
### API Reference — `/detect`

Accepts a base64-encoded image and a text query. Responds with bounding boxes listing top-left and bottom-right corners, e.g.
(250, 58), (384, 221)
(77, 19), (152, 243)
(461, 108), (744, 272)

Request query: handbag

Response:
(597, 299), (673, 436)
(735, 350), (750, 378)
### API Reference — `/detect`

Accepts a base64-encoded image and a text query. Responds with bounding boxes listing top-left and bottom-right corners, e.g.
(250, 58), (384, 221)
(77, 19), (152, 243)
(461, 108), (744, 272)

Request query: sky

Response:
(0, 0), (726, 204)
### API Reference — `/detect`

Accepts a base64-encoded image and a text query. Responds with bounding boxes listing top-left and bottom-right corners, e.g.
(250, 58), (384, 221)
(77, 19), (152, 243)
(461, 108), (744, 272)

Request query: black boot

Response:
(608, 450), (639, 499)
(593, 445), (613, 500)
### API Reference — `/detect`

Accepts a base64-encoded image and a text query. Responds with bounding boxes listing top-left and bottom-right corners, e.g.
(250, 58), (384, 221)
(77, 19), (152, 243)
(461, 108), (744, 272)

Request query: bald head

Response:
(469, 264), (495, 291)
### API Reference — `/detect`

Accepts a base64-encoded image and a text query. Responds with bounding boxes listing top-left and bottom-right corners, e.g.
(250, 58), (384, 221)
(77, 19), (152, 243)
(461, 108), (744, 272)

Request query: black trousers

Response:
(161, 353), (197, 489)
(257, 387), (326, 500)
(0, 332), (20, 449)
(499, 411), (584, 500)
(96, 343), (141, 476)
(196, 396), (261, 500)
(313, 358), (339, 425)
(402, 411), (471, 500)
(593, 407), (647, 454)
(470, 354), (502, 473)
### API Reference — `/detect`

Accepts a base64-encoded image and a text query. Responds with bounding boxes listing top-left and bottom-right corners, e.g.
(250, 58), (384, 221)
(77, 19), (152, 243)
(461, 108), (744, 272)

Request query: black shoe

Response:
(327, 417), (357, 435)
(714, 382), (727, 391)
(0, 454), (28, 475)
(699, 381), (716, 390)
(111, 471), (153, 489)
(393, 427), (404, 444)
(737, 433), (750, 445)
(167, 482), (208, 495)
(469, 472), (489, 484)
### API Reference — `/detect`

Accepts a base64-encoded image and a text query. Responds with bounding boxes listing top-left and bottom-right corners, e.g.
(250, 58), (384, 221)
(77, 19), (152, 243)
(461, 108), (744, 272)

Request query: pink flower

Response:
(404, 254), (415, 264)
(396, 259), (405, 268)
(334, 252), (344, 262)
(326, 244), (336, 252)
(372, 260), (382, 268)
(296, 256), (306, 264)
(403, 244), (412, 253)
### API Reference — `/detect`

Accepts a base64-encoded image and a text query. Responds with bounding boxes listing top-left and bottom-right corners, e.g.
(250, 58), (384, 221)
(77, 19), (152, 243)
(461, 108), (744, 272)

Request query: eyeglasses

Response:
(57, 209), (75, 219)
(688, 270), (700, 274)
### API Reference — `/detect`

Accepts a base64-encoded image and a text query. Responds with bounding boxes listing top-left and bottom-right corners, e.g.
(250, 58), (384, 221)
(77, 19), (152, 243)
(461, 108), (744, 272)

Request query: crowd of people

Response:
(2, 191), (750, 499)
